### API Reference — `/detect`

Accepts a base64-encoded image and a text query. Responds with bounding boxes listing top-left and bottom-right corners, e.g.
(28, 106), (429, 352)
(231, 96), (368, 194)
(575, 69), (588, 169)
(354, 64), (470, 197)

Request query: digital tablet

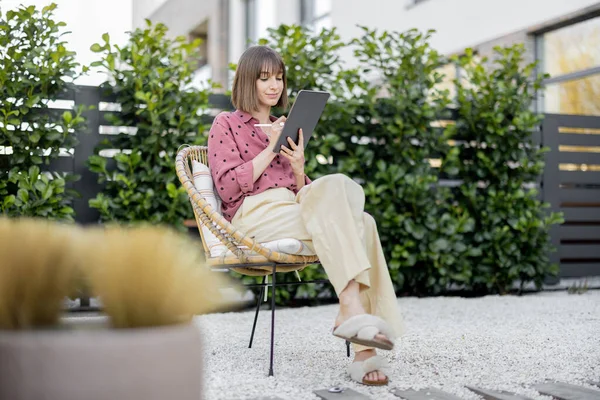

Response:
(272, 90), (330, 153)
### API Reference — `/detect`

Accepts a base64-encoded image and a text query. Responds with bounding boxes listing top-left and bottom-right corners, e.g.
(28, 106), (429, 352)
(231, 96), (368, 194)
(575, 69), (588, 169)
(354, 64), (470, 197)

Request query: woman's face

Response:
(255, 68), (283, 109)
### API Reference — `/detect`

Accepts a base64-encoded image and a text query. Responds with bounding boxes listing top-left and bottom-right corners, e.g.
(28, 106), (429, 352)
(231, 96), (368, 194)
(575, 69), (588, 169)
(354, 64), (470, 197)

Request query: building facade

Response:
(132, 0), (600, 114)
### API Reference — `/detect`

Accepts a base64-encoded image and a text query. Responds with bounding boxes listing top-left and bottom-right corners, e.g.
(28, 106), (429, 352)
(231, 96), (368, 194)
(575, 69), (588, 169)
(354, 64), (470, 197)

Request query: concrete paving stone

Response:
(534, 382), (600, 400)
(466, 386), (533, 400)
(392, 387), (464, 400)
(250, 397), (285, 400)
(314, 387), (371, 400)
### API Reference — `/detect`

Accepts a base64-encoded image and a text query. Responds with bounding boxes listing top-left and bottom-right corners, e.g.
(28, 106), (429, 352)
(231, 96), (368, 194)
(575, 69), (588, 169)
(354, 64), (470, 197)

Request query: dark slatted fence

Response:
(2, 85), (599, 277)
(542, 114), (600, 277)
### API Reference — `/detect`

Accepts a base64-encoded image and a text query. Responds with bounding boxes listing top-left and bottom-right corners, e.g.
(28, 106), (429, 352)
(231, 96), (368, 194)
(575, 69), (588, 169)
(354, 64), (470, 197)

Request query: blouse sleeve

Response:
(208, 114), (254, 202)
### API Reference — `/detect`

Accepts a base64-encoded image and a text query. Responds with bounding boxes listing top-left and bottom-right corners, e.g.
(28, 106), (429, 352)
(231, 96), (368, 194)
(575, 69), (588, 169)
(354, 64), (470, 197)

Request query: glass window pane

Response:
(544, 17), (600, 77)
(544, 74), (600, 116)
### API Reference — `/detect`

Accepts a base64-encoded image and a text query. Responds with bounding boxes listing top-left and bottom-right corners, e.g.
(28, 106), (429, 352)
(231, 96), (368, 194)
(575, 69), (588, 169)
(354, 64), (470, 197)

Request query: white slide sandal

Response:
(348, 355), (390, 386)
(333, 314), (395, 351)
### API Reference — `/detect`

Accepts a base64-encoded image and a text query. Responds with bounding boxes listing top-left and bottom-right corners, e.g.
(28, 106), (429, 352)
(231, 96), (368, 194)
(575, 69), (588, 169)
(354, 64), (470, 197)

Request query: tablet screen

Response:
(272, 90), (330, 153)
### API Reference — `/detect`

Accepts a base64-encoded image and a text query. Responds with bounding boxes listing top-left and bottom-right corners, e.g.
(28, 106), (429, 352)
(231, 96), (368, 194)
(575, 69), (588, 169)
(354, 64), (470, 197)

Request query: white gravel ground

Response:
(196, 290), (600, 400)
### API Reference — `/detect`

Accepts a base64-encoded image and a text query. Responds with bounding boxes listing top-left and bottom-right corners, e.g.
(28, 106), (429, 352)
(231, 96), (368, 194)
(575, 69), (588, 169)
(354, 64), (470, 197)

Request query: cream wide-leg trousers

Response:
(231, 174), (404, 352)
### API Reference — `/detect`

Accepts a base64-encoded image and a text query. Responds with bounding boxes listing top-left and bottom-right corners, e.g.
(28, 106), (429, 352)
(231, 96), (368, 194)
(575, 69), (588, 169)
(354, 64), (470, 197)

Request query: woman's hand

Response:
(280, 129), (305, 177)
(266, 115), (286, 152)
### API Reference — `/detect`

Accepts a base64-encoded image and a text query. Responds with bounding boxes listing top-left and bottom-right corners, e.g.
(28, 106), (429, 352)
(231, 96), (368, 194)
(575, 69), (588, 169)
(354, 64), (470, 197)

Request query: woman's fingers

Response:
(280, 145), (293, 154)
(273, 116), (286, 131)
(298, 129), (304, 148)
(286, 136), (298, 149)
(270, 116), (287, 138)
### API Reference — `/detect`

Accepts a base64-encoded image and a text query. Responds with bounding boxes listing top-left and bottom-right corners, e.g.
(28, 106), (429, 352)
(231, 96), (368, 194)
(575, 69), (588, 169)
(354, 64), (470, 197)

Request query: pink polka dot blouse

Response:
(207, 109), (311, 222)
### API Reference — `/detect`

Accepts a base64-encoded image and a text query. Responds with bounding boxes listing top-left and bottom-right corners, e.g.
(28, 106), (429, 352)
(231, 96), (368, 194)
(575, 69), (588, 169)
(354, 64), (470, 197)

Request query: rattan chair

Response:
(176, 145), (339, 376)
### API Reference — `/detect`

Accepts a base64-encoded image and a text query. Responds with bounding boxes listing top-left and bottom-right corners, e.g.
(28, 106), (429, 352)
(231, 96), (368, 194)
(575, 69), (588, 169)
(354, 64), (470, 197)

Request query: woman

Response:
(207, 45), (403, 386)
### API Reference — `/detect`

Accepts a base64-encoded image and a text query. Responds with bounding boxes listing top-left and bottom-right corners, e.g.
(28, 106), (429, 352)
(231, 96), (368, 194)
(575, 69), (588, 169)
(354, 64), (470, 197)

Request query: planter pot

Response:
(0, 319), (203, 400)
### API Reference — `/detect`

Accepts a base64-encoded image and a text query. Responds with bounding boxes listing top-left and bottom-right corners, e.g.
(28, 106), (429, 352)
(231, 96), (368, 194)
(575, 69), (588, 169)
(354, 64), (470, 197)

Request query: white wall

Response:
(136, 0), (232, 88)
(276, 0), (300, 26)
(255, 0), (276, 42)
(140, 0), (217, 38)
(333, 0), (600, 66)
(1, 0), (133, 85)
(132, 0), (168, 28)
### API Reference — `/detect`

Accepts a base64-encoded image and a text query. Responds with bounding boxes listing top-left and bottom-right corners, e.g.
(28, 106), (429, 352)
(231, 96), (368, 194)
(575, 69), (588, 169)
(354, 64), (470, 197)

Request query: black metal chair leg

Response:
(346, 340), (351, 357)
(248, 276), (266, 348)
(268, 264), (276, 376)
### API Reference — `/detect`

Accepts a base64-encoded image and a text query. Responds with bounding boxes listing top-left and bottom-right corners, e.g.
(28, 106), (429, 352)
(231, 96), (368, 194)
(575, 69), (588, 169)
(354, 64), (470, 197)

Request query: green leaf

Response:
(17, 189), (29, 203)
(134, 91), (147, 101)
(29, 132), (41, 143)
(59, 206), (74, 215)
(34, 179), (47, 193)
(454, 242), (467, 252)
(166, 182), (177, 198)
(3, 195), (16, 209)
(430, 238), (449, 252)
(42, 4), (58, 14)
(28, 165), (40, 177)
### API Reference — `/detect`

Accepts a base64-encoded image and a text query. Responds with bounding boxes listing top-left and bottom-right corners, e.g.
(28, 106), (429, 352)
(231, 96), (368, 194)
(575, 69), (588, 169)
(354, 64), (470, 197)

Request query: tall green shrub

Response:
(87, 21), (213, 228)
(349, 28), (477, 295)
(444, 45), (562, 293)
(0, 4), (86, 220)
(232, 26), (561, 302)
(258, 26), (476, 297)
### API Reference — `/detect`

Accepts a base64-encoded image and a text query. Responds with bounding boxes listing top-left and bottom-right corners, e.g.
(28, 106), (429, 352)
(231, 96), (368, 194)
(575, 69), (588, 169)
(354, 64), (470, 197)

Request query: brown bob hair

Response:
(231, 45), (288, 112)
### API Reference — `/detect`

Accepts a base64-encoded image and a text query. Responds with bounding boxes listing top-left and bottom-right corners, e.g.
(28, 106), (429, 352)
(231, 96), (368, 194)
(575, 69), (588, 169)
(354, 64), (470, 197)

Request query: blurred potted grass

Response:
(0, 217), (239, 400)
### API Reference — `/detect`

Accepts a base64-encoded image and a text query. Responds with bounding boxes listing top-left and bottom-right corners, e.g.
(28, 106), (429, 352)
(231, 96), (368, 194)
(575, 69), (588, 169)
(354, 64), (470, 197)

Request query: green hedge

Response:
(86, 21), (214, 229)
(447, 47), (563, 293)
(0, 4), (561, 299)
(0, 4), (86, 221)
(240, 25), (561, 300)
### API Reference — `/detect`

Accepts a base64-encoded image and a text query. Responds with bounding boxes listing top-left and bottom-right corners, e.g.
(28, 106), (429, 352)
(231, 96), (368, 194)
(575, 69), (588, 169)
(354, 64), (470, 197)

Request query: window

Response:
(189, 21), (208, 69)
(544, 75), (600, 116)
(543, 17), (600, 77)
(538, 16), (600, 115)
(300, 0), (331, 32)
(188, 21), (210, 88)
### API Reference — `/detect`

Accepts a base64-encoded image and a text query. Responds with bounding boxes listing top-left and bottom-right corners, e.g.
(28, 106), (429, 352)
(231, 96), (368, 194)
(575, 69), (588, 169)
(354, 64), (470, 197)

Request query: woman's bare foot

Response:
(354, 349), (387, 383)
(335, 280), (367, 325)
(334, 280), (388, 343)
(335, 281), (390, 384)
